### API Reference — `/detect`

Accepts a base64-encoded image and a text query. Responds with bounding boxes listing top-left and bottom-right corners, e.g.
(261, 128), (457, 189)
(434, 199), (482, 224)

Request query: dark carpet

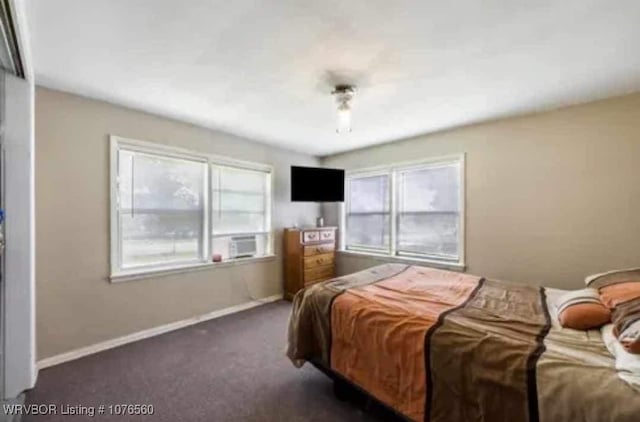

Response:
(25, 301), (399, 421)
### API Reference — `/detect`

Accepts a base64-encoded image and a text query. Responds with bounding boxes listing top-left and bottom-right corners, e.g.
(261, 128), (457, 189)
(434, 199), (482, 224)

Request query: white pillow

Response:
(601, 323), (640, 391)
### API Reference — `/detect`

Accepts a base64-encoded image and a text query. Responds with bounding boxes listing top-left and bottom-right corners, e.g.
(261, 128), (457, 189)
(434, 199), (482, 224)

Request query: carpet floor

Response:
(25, 301), (400, 421)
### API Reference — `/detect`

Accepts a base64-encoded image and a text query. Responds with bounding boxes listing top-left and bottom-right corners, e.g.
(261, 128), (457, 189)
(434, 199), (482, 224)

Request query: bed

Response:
(286, 263), (640, 422)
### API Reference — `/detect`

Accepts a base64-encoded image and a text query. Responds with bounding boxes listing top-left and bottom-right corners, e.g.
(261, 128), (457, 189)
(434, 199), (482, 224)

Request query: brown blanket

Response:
(426, 279), (548, 422)
(287, 265), (640, 422)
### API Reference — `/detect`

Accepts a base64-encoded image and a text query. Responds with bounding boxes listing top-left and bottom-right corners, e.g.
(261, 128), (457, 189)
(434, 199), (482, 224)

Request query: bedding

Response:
(287, 264), (640, 422)
(601, 323), (640, 391)
(586, 268), (640, 354)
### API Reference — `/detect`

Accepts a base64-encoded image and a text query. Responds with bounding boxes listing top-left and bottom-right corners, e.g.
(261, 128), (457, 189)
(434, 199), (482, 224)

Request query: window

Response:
(117, 149), (207, 269)
(211, 165), (271, 260)
(111, 137), (273, 278)
(344, 156), (464, 266)
(346, 174), (390, 251)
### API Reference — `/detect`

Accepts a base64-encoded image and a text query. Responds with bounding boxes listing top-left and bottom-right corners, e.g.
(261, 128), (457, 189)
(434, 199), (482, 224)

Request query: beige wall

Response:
(35, 87), (320, 360)
(322, 93), (640, 290)
(36, 87), (640, 359)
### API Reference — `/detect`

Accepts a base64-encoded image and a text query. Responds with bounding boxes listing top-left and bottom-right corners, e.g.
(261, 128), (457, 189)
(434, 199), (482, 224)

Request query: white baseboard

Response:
(37, 294), (283, 370)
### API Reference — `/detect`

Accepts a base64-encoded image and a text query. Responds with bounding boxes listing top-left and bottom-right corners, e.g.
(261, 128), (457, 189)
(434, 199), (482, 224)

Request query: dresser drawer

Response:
(304, 265), (335, 283)
(318, 230), (335, 242)
(302, 231), (320, 243)
(303, 243), (335, 256)
(303, 252), (335, 269)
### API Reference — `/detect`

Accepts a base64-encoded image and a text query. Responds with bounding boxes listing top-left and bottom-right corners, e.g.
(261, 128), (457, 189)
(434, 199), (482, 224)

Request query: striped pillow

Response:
(586, 268), (640, 354)
(556, 288), (611, 330)
(585, 268), (640, 289)
(608, 289), (640, 354)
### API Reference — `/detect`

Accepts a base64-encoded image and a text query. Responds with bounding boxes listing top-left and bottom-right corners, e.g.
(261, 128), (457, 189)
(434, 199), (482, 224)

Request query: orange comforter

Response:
(330, 266), (481, 421)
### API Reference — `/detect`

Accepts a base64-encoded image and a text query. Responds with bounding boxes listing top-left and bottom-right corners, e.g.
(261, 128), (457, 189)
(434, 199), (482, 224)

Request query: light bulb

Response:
(332, 85), (356, 134)
(336, 103), (352, 133)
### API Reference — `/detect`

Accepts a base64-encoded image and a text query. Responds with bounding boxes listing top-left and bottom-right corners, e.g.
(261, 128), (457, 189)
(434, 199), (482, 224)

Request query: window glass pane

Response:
(122, 152), (204, 211)
(349, 175), (389, 213)
(118, 151), (134, 209)
(347, 214), (390, 248)
(346, 174), (390, 249)
(399, 164), (459, 212)
(118, 150), (205, 268)
(213, 166), (266, 193)
(121, 211), (203, 267)
(397, 163), (460, 258)
(211, 165), (269, 235)
(218, 192), (265, 213)
(397, 213), (459, 257)
(211, 212), (266, 234)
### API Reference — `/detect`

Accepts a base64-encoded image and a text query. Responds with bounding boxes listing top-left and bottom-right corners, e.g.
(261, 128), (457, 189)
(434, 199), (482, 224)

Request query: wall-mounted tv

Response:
(291, 166), (345, 202)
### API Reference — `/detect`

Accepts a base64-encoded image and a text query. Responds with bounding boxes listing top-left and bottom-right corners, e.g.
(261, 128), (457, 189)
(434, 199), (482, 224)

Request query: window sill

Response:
(110, 254), (277, 283)
(337, 250), (466, 272)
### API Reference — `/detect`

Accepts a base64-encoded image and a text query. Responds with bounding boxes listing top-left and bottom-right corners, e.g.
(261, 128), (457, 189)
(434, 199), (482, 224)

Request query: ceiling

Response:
(27, 0), (640, 156)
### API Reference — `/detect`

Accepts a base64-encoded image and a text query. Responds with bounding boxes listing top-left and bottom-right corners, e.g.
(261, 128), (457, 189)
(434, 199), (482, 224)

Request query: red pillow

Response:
(600, 282), (640, 309)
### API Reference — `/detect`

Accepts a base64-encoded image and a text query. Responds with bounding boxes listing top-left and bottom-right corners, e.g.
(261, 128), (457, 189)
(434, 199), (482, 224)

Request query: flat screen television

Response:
(291, 166), (345, 202)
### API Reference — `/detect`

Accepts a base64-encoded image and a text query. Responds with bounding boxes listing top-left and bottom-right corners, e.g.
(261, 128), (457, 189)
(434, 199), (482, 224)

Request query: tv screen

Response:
(291, 166), (345, 202)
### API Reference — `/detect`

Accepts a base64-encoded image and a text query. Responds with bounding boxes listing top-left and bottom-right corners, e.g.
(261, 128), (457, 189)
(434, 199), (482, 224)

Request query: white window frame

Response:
(109, 136), (274, 281)
(341, 154), (465, 269)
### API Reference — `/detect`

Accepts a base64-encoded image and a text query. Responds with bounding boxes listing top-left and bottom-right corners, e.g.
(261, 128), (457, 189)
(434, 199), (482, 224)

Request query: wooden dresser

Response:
(283, 227), (337, 300)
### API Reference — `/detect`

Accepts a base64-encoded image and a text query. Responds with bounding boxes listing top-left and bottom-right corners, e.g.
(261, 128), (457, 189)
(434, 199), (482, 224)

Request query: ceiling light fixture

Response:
(332, 85), (356, 134)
